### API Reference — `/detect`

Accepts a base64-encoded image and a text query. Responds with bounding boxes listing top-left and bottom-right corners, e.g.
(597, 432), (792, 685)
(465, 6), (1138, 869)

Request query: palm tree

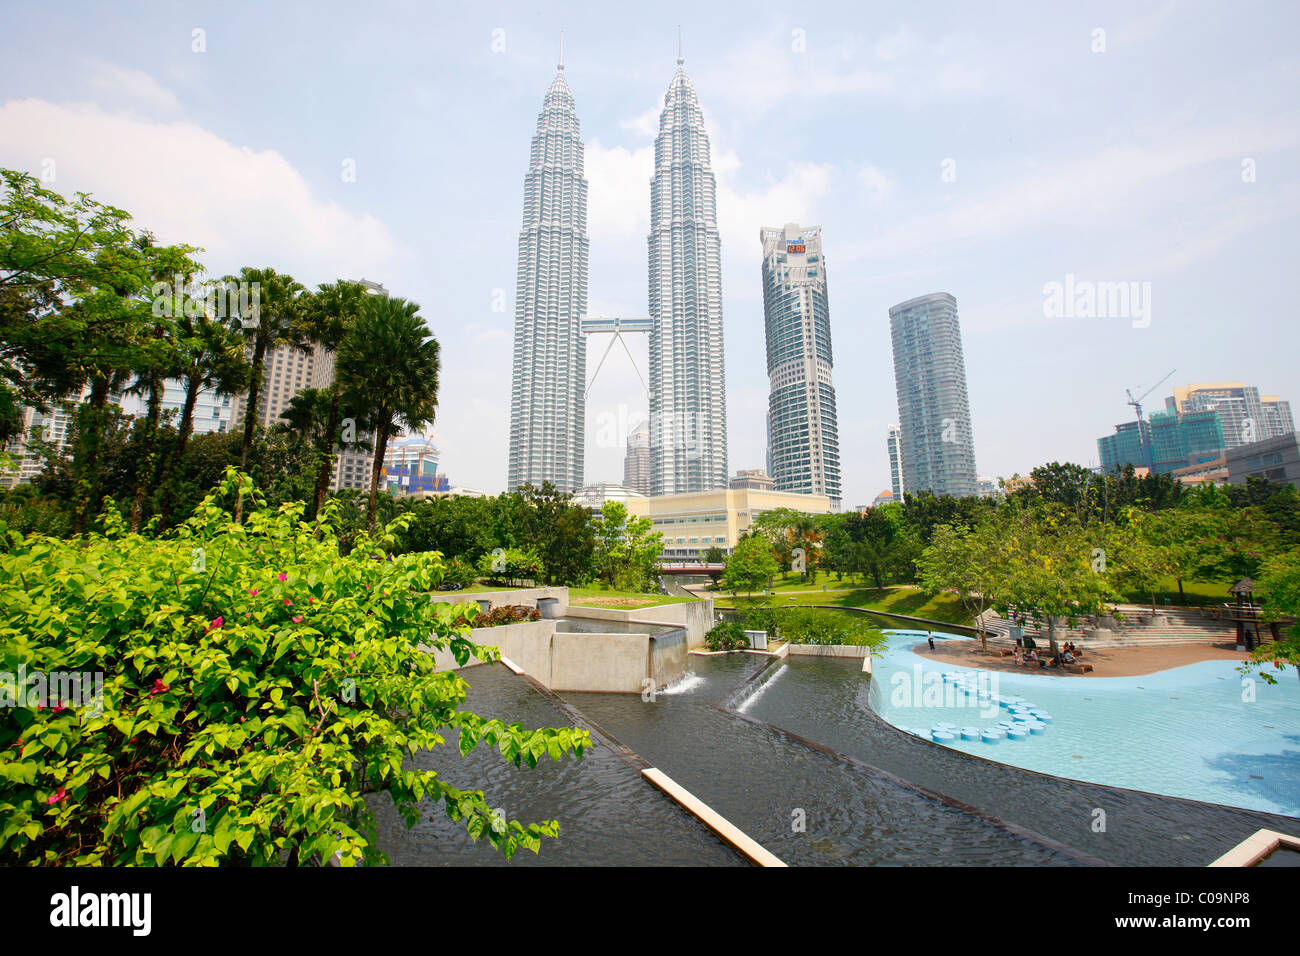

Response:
(173, 300), (249, 464)
(227, 266), (305, 471)
(293, 280), (367, 519)
(335, 296), (440, 533)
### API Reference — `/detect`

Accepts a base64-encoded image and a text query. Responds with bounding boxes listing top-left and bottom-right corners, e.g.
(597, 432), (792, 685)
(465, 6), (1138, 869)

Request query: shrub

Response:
(0, 469), (589, 866)
(438, 556), (477, 591)
(476, 547), (544, 588)
(470, 605), (541, 628)
(705, 620), (749, 652)
(739, 606), (882, 648)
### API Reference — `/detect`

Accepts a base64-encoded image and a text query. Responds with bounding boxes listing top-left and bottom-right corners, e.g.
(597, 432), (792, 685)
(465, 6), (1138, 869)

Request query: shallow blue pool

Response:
(871, 630), (1300, 816)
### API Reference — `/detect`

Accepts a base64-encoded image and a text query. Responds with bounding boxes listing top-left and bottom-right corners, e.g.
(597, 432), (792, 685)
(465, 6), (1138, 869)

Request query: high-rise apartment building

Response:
(888, 292), (977, 498)
(759, 223), (840, 509)
(623, 420), (651, 496)
(506, 59), (589, 493)
(647, 50), (727, 494)
(886, 423), (905, 501)
(1165, 383), (1293, 449)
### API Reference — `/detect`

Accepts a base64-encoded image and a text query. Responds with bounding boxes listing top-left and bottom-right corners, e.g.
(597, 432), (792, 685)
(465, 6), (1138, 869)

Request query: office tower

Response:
(888, 292), (977, 497)
(1165, 383), (1294, 449)
(506, 58), (589, 493)
(647, 48), (727, 494)
(886, 423), (905, 500)
(623, 420), (652, 495)
(760, 223), (841, 509)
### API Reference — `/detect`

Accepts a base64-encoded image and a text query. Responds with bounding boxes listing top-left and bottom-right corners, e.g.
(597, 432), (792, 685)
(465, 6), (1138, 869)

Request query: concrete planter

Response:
(1081, 627), (1113, 641)
(745, 629), (768, 650)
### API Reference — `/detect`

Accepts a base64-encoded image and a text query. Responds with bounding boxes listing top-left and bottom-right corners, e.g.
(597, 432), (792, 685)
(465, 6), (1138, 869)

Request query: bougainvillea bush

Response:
(0, 469), (590, 866)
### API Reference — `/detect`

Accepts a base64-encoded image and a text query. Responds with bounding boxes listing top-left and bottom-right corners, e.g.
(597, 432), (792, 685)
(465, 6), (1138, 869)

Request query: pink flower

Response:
(292, 616), (303, 624)
(51, 704), (67, 714)
(283, 599), (293, 606)
(278, 573), (288, 582)
(308, 597), (317, 603)
(150, 678), (169, 696)
(207, 616), (223, 632)
(46, 787), (67, 805)
(348, 652), (356, 660)
(248, 588), (259, 596)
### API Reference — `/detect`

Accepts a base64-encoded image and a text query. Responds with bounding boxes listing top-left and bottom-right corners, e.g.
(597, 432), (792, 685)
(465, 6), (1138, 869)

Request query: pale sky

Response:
(2, 1), (1297, 506)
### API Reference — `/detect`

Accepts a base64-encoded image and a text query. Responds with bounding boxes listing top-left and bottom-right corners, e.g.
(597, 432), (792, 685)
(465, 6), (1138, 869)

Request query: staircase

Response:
(975, 605), (1242, 649)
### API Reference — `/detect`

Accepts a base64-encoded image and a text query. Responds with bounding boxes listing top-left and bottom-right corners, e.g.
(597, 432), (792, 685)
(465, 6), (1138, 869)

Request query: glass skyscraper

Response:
(888, 292), (978, 498)
(760, 223), (841, 509)
(507, 60), (589, 493)
(647, 51), (727, 494)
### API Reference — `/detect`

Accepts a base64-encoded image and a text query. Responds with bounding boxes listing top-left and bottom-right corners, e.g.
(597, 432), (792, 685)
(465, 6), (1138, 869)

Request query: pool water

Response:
(870, 630), (1300, 817)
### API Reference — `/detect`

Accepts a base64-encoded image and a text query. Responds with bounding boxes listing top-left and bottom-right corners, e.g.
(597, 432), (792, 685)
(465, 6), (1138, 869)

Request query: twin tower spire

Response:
(507, 40), (728, 495)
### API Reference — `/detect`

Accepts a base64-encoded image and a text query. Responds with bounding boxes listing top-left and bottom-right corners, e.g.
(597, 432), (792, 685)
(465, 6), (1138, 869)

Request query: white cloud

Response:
(87, 61), (181, 113)
(618, 104), (661, 138)
(859, 164), (894, 202)
(585, 138), (653, 242)
(0, 97), (401, 285)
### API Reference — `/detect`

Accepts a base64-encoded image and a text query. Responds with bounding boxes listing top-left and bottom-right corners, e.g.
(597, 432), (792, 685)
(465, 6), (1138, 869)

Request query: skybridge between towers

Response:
(581, 315), (652, 400)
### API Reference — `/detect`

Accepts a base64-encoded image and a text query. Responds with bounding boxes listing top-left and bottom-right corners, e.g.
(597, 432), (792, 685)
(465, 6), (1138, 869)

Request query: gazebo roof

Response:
(1229, 578), (1258, 595)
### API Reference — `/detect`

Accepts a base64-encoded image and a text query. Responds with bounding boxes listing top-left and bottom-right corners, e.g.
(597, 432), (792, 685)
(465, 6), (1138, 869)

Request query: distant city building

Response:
(118, 381), (233, 437)
(1166, 383), (1293, 449)
(1226, 432), (1300, 487)
(976, 476), (1000, 498)
(623, 421), (651, 496)
(729, 469), (775, 491)
(382, 436), (444, 496)
(1, 387), (127, 488)
(625, 484), (832, 560)
(576, 482), (647, 511)
(1098, 408), (1224, 476)
(872, 489), (896, 508)
(507, 59), (589, 493)
(760, 223), (841, 510)
(647, 50), (728, 495)
(888, 292), (978, 497)
(1172, 457), (1228, 487)
(886, 423), (905, 500)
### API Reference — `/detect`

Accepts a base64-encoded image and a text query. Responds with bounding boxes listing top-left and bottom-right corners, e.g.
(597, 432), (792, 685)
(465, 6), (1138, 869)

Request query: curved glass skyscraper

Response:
(507, 61), (589, 492)
(760, 223), (841, 509)
(888, 292), (977, 498)
(647, 52), (727, 494)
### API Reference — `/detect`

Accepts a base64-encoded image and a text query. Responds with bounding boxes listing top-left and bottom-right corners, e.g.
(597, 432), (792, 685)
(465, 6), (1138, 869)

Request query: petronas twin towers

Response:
(507, 47), (727, 495)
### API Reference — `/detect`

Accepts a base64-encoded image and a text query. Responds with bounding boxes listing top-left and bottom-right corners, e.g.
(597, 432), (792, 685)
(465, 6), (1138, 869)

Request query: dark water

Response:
(744, 655), (1300, 866)
(370, 664), (744, 866)
(564, 655), (1082, 866)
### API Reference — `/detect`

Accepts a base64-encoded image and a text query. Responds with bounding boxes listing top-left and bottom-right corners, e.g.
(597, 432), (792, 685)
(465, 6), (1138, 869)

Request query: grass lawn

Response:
(566, 584), (694, 609)
(713, 583), (972, 625)
(1117, 577), (1237, 608)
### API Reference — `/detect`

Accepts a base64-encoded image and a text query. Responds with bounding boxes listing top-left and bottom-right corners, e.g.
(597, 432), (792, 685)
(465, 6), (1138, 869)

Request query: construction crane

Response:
(1125, 368), (1177, 471)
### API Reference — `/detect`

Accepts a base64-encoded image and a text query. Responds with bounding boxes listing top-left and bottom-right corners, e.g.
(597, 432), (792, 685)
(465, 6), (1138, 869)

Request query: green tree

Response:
(591, 500), (663, 591)
(917, 520), (1004, 652)
(228, 266), (306, 478)
(721, 535), (780, 597)
(294, 281), (368, 520)
(335, 295), (440, 533)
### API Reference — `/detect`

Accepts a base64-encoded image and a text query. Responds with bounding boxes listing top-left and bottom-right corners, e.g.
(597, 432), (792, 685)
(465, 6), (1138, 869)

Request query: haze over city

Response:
(2, 0), (1296, 505)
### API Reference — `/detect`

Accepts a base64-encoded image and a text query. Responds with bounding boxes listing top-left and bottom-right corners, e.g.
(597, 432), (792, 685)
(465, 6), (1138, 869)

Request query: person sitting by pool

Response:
(1061, 647), (1076, 664)
(1013, 647), (1022, 666)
